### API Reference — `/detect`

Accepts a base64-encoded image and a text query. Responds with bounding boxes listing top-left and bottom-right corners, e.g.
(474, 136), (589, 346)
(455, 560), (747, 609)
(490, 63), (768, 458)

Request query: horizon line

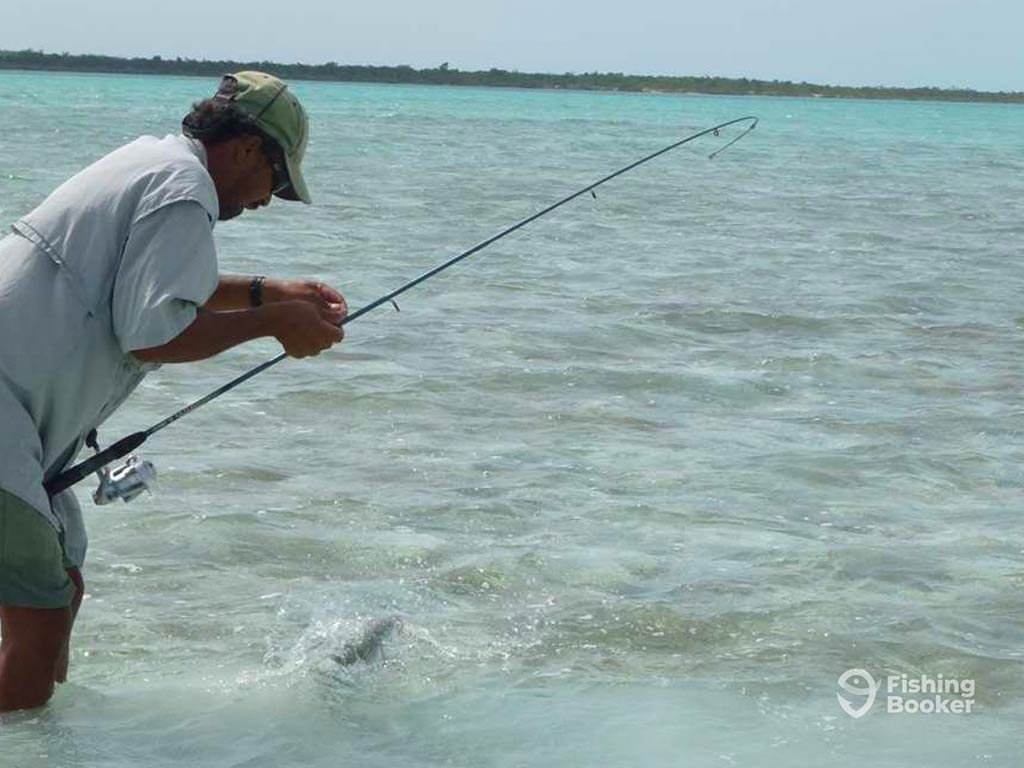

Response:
(2, 48), (1022, 102)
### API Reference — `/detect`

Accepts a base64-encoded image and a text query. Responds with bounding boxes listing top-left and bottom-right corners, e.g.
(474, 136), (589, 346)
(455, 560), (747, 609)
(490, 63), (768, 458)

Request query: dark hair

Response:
(182, 98), (265, 146)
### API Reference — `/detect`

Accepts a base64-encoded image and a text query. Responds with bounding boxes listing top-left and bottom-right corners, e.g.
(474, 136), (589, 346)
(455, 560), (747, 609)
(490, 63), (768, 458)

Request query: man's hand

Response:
(262, 280), (348, 358)
(263, 279), (348, 319)
(267, 299), (346, 358)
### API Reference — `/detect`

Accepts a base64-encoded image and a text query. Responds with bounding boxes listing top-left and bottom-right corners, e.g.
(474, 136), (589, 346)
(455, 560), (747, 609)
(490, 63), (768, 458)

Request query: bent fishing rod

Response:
(45, 115), (758, 498)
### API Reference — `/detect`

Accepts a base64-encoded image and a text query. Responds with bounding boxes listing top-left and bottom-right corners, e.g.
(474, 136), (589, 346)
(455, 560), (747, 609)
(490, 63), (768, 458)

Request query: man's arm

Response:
(204, 275), (348, 313)
(202, 275), (255, 311)
(132, 300), (345, 363)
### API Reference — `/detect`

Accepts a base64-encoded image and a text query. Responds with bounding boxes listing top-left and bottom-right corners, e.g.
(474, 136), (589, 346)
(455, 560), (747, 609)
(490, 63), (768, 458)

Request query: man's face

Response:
(214, 135), (276, 221)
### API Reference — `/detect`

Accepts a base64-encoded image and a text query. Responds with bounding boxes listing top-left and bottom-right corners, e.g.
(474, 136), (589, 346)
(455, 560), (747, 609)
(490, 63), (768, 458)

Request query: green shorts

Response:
(0, 487), (76, 608)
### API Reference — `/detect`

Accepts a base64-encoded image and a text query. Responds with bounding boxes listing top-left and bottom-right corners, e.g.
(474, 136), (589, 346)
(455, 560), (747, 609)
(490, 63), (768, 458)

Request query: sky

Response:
(4, 0), (1023, 92)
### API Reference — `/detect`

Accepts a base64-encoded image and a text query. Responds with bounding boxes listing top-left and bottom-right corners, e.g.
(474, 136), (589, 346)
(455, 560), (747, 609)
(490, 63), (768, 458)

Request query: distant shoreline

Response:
(2, 48), (1022, 105)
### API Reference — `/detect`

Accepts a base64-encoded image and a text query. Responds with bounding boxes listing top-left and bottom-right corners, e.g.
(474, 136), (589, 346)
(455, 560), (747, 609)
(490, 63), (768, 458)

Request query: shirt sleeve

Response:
(112, 200), (219, 353)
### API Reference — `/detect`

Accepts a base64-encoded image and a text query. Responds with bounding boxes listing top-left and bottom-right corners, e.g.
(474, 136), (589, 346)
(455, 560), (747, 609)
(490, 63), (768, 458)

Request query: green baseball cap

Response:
(214, 71), (311, 204)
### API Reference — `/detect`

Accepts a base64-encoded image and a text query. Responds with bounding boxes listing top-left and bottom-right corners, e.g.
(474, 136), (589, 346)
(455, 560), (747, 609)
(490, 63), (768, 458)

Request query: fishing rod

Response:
(45, 115), (758, 500)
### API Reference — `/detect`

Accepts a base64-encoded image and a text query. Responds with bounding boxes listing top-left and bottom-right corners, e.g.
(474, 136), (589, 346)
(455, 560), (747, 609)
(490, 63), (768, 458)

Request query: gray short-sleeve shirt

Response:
(0, 135), (220, 561)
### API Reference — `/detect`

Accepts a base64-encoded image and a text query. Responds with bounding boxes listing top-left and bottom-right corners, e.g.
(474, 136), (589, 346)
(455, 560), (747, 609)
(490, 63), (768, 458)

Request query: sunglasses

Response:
(260, 134), (290, 195)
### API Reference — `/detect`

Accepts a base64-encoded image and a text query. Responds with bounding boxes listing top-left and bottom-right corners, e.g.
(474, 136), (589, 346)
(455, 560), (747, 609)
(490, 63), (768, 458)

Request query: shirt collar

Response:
(179, 134), (208, 168)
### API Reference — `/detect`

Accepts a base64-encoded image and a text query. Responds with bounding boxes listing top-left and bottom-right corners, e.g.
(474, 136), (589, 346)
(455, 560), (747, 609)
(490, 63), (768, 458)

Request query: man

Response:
(0, 71), (346, 711)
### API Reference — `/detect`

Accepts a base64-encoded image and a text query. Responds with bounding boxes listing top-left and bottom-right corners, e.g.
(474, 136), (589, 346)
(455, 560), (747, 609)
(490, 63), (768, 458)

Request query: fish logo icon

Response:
(837, 668), (878, 719)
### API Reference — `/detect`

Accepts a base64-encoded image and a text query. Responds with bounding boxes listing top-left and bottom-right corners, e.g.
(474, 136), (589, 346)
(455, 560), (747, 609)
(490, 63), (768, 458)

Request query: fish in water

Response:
(331, 616), (402, 666)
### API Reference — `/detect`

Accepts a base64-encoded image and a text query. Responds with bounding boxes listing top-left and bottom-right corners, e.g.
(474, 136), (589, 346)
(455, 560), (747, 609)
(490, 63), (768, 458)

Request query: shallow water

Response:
(1, 71), (1023, 766)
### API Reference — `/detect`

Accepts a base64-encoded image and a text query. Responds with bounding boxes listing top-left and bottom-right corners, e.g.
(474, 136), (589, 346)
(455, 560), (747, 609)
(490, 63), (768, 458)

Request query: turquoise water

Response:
(1, 71), (1023, 766)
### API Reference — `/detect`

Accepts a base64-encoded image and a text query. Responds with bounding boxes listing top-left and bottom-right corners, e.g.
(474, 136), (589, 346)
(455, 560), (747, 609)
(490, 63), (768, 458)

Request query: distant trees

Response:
(0, 49), (1020, 104)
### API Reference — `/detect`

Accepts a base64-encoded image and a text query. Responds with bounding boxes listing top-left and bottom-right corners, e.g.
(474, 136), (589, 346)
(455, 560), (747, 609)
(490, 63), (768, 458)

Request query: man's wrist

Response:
(255, 300), (279, 334)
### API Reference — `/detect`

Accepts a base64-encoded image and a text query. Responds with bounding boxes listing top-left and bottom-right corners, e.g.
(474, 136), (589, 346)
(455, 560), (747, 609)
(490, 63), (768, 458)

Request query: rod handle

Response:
(44, 431), (148, 497)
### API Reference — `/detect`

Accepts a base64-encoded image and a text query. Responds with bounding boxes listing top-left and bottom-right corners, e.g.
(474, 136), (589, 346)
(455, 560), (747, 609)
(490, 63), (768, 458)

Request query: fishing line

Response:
(45, 115), (758, 497)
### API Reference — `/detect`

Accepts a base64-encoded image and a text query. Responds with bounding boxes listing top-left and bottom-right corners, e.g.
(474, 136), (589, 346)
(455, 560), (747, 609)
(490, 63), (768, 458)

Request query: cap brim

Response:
(274, 152), (311, 204)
